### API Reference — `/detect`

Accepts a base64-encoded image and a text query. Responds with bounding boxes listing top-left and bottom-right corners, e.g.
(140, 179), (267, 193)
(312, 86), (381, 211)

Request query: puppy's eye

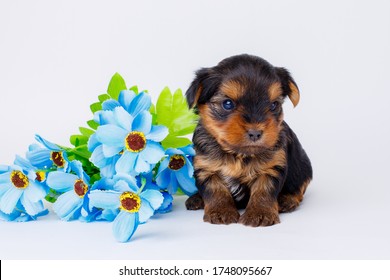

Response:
(222, 99), (235, 110)
(270, 101), (279, 111)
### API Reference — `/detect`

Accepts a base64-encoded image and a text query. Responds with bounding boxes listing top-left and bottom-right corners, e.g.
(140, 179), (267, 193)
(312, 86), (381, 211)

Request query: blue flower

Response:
(14, 155), (49, 193)
(90, 106), (168, 176)
(156, 145), (197, 196)
(0, 163), (47, 220)
(156, 191), (173, 213)
(138, 173), (173, 213)
(26, 135), (70, 172)
(95, 90), (152, 121)
(88, 173), (164, 242)
(46, 160), (94, 221)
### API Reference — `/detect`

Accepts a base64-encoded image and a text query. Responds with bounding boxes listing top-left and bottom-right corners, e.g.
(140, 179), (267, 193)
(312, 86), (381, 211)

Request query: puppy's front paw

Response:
(185, 193), (204, 210)
(204, 207), (240, 225)
(239, 209), (280, 227)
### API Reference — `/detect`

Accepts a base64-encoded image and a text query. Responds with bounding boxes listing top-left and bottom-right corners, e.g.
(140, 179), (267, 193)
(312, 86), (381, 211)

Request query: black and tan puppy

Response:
(185, 54), (312, 227)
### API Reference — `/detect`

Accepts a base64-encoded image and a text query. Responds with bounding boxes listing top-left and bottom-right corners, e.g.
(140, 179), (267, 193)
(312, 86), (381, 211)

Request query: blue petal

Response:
(0, 209), (21, 221)
(134, 156), (151, 174)
(128, 92), (152, 117)
(156, 192), (173, 213)
(175, 169), (197, 196)
(0, 165), (10, 173)
(102, 99), (121, 111)
(87, 133), (100, 152)
(113, 106), (133, 131)
(26, 148), (52, 169)
(157, 157), (169, 173)
(90, 145), (108, 168)
(88, 190), (120, 210)
(20, 194), (45, 216)
(115, 152), (137, 174)
(102, 144), (122, 158)
(112, 211), (139, 242)
(13, 155), (34, 171)
(113, 174), (138, 192)
(69, 160), (85, 180)
(156, 168), (171, 189)
(53, 191), (83, 221)
(138, 199), (154, 223)
(113, 180), (134, 193)
(98, 208), (119, 222)
(96, 124), (128, 147)
(140, 189), (163, 210)
(139, 141), (165, 164)
(0, 172), (12, 184)
(35, 135), (59, 150)
(100, 158), (118, 178)
(146, 125), (168, 142)
(91, 177), (114, 191)
(118, 90), (136, 111)
(0, 187), (23, 214)
(94, 110), (116, 125)
(185, 159), (195, 177)
(47, 171), (78, 192)
(167, 172), (179, 194)
(165, 148), (185, 156)
(132, 111), (152, 134)
(180, 145), (196, 156)
(24, 182), (47, 202)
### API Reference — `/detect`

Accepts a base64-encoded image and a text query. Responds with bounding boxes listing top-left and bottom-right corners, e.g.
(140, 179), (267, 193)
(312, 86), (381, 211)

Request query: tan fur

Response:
(288, 81), (300, 107)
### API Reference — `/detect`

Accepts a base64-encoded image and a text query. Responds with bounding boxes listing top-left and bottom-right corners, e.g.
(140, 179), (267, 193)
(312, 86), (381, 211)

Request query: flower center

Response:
(35, 171), (46, 182)
(124, 131), (146, 152)
(119, 192), (141, 213)
(74, 179), (88, 198)
(10, 170), (29, 189)
(168, 155), (185, 170)
(51, 151), (65, 168)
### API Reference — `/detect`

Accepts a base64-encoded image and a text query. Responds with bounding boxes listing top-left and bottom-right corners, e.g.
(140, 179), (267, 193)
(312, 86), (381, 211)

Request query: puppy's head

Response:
(186, 54), (300, 155)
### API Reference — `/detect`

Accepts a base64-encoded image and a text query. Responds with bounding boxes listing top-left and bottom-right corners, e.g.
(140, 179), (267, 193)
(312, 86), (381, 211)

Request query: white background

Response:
(0, 0), (389, 259)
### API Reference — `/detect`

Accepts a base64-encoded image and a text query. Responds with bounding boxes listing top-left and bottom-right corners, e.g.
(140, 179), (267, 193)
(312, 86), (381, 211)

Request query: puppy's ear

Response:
(276, 67), (300, 107)
(186, 68), (220, 108)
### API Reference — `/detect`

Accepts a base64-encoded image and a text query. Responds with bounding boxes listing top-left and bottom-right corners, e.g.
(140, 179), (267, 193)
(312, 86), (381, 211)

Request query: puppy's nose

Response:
(247, 129), (262, 142)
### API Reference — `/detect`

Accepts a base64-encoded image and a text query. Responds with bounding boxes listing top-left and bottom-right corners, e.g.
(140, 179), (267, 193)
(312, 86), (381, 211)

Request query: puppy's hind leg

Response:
(277, 180), (310, 213)
(185, 193), (204, 210)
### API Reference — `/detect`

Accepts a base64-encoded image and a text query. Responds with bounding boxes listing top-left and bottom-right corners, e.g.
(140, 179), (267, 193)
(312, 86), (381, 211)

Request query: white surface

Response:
(0, 0), (389, 260)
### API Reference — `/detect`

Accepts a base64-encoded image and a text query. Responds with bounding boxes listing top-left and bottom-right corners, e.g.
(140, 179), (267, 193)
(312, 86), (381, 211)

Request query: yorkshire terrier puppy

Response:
(185, 54), (312, 227)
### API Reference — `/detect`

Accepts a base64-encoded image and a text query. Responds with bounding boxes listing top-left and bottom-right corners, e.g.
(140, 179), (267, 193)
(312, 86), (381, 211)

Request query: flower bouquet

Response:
(0, 73), (198, 242)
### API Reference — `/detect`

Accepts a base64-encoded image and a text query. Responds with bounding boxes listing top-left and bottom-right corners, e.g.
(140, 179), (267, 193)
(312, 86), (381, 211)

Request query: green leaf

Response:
(161, 135), (192, 149)
(70, 134), (89, 147)
(90, 102), (102, 113)
(107, 73), (127, 100)
(129, 85), (139, 94)
(150, 103), (157, 125)
(71, 145), (92, 159)
(155, 87), (198, 142)
(79, 127), (94, 137)
(87, 119), (99, 130)
(98, 93), (111, 103)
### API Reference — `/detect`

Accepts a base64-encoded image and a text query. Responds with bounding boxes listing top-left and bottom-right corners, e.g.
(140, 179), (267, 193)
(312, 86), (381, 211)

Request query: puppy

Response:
(185, 54), (312, 227)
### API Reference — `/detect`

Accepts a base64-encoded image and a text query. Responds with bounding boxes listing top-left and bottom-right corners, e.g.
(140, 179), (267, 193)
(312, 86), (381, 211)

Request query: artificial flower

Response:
(96, 90), (152, 120)
(26, 135), (70, 172)
(14, 155), (49, 193)
(88, 173), (163, 242)
(138, 173), (173, 213)
(0, 163), (47, 219)
(46, 160), (94, 221)
(90, 106), (168, 176)
(156, 145), (197, 196)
